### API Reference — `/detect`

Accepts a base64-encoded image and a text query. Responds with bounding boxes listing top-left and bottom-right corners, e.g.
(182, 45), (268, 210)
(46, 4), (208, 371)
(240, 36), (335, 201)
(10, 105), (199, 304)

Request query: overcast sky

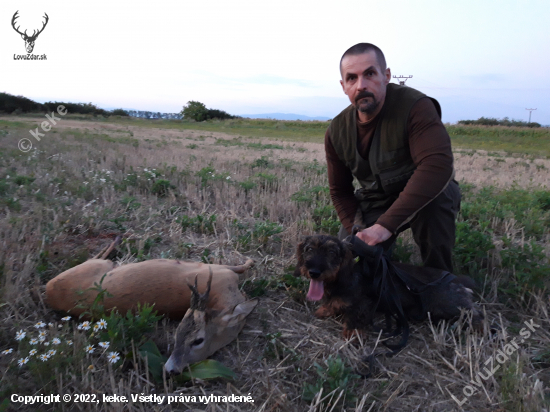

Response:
(2, 0), (549, 124)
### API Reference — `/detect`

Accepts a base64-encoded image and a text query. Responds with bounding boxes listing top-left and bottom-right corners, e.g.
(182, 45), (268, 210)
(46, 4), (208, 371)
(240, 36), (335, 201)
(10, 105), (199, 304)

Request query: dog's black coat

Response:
(295, 235), (483, 350)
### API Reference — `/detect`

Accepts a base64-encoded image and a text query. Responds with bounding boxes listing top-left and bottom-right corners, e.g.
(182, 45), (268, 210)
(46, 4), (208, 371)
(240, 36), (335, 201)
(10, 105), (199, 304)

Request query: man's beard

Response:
(355, 91), (380, 115)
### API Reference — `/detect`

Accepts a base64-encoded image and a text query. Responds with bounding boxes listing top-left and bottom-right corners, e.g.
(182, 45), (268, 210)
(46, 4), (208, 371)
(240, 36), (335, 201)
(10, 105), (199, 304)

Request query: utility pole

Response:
(393, 75), (413, 86)
(525, 108), (537, 123)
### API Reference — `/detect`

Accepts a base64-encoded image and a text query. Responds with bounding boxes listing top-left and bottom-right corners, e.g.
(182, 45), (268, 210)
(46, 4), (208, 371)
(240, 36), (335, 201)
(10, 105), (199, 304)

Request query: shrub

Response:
(302, 355), (360, 408)
(453, 221), (494, 278)
(180, 101), (238, 121)
(110, 109), (129, 116)
(181, 101), (208, 122)
(151, 179), (175, 197)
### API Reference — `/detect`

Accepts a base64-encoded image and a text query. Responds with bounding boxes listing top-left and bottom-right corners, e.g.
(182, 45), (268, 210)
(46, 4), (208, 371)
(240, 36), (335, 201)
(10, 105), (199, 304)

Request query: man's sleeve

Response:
(325, 128), (358, 234)
(375, 97), (454, 234)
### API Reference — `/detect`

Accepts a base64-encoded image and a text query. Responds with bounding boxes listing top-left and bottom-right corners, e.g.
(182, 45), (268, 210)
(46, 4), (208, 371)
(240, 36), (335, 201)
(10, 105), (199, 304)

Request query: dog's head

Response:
(293, 235), (353, 301)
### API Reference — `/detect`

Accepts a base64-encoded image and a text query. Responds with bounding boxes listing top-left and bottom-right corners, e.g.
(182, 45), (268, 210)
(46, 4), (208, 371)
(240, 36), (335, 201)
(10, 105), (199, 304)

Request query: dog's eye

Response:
(328, 250), (337, 257)
(304, 246), (312, 253)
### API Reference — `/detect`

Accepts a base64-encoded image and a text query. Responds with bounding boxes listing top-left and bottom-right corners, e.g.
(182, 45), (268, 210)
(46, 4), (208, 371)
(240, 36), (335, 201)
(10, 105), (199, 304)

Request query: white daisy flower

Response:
(66, 340), (73, 346)
(43, 341), (50, 346)
(29, 349), (38, 356)
(107, 352), (120, 364)
(39, 330), (47, 338)
(93, 324), (100, 332)
(1, 348), (14, 355)
(98, 342), (110, 349)
(96, 319), (107, 329)
(78, 321), (91, 331)
(61, 316), (71, 321)
(18, 357), (29, 367)
(85, 345), (95, 354)
(39, 354), (49, 362)
(34, 321), (46, 329)
(48, 323), (54, 328)
(30, 338), (39, 345)
(47, 350), (56, 356)
(15, 330), (26, 341)
(52, 338), (61, 345)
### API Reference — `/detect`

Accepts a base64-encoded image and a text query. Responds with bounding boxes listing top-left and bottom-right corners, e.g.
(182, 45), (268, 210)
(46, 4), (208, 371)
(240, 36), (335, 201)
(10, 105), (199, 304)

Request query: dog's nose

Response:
(309, 269), (321, 279)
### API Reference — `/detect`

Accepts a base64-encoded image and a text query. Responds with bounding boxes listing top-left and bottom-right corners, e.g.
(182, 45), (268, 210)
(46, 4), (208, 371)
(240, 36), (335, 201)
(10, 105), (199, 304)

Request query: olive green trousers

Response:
(338, 180), (461, 273)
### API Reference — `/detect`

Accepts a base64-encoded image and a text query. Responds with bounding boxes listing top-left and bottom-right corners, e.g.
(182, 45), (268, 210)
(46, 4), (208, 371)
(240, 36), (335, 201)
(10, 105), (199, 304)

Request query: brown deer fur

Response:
(45, 258), (253, 319)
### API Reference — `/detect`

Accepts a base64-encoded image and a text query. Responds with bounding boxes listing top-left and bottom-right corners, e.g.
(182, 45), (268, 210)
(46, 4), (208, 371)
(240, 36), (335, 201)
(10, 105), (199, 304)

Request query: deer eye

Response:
(192, 338), (204, 346)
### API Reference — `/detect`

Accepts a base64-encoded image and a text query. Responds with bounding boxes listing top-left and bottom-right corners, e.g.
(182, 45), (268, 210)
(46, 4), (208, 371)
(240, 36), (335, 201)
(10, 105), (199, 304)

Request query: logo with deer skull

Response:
(11, 11), (49, 54)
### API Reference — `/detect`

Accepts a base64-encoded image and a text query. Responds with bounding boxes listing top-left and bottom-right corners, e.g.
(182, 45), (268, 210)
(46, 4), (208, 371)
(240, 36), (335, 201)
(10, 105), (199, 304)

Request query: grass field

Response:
(0, 115), (549, 411)
(9, 114), (550, 155)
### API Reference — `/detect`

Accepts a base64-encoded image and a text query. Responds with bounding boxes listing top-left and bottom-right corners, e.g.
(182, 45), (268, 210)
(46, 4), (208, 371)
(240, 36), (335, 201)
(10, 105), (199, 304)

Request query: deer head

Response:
(12, 11), (49, 54)
(164, 269), (258, 375)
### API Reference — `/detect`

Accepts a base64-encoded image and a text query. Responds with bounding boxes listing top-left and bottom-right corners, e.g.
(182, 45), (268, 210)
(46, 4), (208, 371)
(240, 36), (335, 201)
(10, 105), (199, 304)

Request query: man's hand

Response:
(356, 224), (392, 246)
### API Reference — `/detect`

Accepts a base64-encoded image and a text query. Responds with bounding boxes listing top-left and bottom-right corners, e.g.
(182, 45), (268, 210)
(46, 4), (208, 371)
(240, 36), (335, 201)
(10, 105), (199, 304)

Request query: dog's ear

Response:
(293, 237), (309, 277)
(339, 241), (355, 272)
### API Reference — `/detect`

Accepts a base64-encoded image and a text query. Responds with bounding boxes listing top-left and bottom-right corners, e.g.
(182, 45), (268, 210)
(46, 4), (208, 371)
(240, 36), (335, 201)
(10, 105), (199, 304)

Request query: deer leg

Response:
(94, 236), (122, 260)
(226, 259), (254, 273)
(92, 243), (109, 260)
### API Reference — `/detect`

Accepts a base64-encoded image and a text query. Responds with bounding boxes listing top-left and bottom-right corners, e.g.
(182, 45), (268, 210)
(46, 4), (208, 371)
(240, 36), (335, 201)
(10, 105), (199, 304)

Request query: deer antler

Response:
(187, 268), (213, 311)
(29, 13), (49, 40)
(11, 11), (26, 37)
(11, 11), (49, 40)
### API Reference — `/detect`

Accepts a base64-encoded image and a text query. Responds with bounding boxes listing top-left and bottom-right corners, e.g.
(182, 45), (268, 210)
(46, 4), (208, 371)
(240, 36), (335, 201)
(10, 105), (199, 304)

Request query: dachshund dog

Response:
(294, 234), (483, 347)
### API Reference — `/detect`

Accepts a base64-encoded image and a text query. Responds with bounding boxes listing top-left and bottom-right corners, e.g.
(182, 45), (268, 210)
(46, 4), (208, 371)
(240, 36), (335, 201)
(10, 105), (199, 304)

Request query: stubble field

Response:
(0, 115), (549, 412)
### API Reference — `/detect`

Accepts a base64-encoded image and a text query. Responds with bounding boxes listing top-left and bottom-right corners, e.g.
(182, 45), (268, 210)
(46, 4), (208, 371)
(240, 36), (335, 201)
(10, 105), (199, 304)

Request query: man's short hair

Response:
(340, 43), (387, 76)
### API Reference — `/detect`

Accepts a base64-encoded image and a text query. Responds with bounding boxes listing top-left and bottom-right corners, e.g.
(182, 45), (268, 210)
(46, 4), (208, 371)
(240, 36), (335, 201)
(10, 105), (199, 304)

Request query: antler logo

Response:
(11, 11), (49, 54)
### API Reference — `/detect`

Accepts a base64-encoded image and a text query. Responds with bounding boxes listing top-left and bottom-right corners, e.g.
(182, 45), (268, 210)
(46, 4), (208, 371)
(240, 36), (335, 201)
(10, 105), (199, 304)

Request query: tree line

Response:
(126, 110), (181, 119)
(0, 92), (128, 117)
(0, 93), (239, 122)
(458, 117), (541, 128)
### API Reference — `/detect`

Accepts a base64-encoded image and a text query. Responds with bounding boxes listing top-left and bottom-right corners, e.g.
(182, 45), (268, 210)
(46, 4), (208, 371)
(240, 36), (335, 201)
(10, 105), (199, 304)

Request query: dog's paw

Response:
(342, 327), (367, 340)
(314, 305), (335, 318)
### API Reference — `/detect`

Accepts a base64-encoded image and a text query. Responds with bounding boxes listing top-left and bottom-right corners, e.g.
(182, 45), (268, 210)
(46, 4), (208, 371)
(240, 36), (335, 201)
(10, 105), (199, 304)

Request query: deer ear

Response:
(233, 299), (258, 316)
(219, 299), (258, 328)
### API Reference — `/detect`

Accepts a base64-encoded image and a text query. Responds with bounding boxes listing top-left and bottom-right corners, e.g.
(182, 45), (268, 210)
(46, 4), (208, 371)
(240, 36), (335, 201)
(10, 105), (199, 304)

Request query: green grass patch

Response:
(454, 183), (550, 298)
(447, 125), (550, 157)
(102, 117), (329, 143)
(0, 119), (28, 128)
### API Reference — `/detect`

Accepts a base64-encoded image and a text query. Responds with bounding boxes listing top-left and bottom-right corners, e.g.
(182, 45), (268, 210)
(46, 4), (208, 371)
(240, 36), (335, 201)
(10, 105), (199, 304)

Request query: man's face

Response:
(340, 51), (391, 118)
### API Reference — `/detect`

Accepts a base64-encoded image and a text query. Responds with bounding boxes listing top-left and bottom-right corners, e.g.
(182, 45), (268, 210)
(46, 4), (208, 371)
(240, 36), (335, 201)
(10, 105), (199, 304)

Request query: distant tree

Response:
(181, 101), (208, 122)
(111, 109), (129, 116)
(206, 108), (237, 120)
